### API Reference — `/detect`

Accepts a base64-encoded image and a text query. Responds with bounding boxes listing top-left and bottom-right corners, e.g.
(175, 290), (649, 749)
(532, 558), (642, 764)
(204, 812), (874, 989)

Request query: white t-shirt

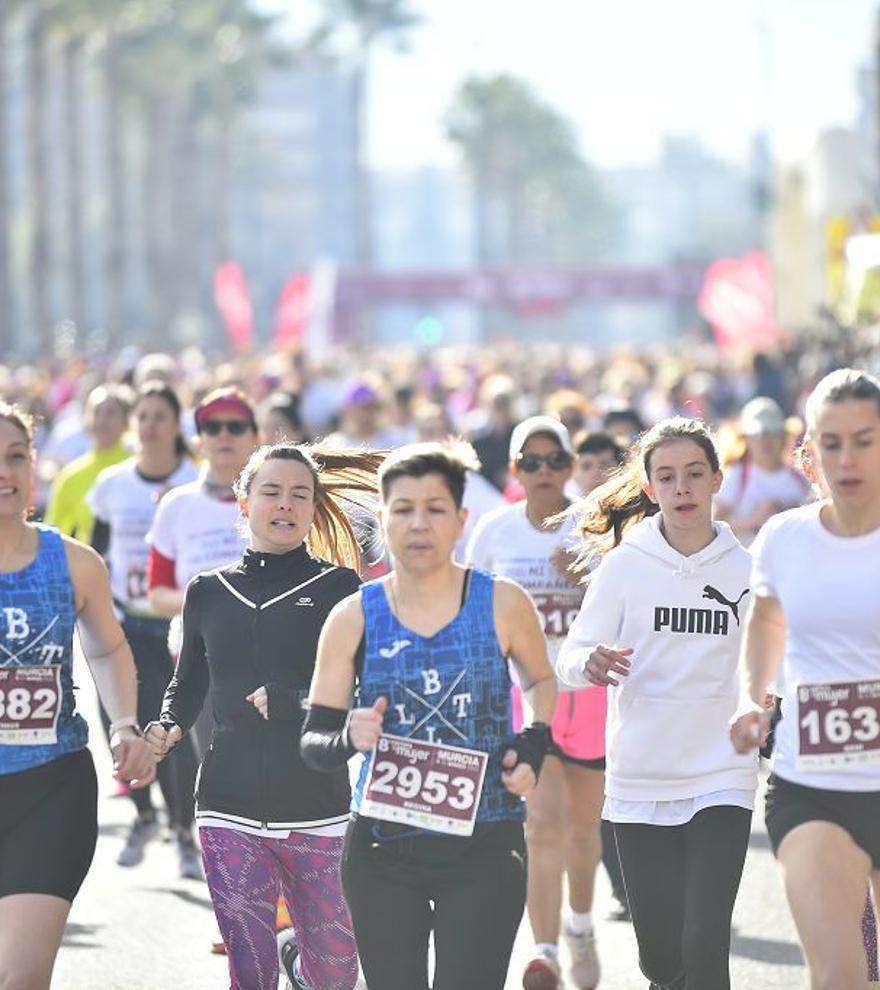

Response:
(716, 461), (808, 545)
(466, 501), (583, 682)
(148, 481), (248, 654)
(88, 458), (198, 614)
(455, 471), (505, 563)
(751, 502), (880, 792)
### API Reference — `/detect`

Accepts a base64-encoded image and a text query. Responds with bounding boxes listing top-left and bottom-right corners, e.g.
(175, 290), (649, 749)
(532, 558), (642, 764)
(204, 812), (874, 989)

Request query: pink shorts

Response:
(511, 684), (606, 767)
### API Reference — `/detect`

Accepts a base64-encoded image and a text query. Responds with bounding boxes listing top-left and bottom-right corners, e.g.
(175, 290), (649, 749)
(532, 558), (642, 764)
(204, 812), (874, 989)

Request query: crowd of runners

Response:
(0, 338), (878, 989)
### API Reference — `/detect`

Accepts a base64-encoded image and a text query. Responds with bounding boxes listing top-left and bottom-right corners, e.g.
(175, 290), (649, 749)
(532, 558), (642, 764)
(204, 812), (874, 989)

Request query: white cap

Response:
(509, 415), (574, 460)
(740, 397), (785, 436)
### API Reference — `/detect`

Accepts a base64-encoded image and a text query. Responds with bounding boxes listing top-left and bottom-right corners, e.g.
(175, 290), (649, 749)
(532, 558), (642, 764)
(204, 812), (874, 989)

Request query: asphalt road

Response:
(52, 677), (807, 989)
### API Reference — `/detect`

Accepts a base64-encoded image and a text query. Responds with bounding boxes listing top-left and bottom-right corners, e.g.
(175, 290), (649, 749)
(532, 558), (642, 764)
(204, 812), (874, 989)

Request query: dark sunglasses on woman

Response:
(515, 450), (572, 472)
(200, 419), (253, 437)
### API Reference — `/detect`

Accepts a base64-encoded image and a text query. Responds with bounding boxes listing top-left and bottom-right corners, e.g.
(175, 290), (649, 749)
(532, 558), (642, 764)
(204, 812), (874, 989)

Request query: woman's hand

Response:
(730, 705), (771, 754)
(500, 748), (537, 796)
(585, 645), (633, 687)
(110, 728), (157, 788)
(246, 686), (269, 720)
(144, 721), (183, 760)
(347, 697), (387, 752)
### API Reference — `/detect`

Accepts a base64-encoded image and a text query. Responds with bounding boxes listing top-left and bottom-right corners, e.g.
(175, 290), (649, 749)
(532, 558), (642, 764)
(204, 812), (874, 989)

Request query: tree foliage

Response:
(446, 73), (617, 265)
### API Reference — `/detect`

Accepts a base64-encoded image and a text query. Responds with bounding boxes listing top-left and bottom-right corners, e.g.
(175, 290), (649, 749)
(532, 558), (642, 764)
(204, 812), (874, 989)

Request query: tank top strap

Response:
(463, 568), (497, 633)
(35, 523), (70, 576)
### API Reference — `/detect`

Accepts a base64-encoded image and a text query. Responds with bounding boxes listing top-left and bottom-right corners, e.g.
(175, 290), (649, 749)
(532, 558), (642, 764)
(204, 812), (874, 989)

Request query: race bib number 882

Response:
(0, 665), (62, 745)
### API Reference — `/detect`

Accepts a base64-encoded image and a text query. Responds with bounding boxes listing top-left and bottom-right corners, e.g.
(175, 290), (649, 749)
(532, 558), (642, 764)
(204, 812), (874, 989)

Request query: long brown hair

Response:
(234, 443), (385, 570)
(573, 417), (719, 564)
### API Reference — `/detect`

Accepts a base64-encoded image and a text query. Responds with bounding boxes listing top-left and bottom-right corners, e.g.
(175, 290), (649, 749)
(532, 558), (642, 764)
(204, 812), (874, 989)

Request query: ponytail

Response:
(235, 443), (385, 570)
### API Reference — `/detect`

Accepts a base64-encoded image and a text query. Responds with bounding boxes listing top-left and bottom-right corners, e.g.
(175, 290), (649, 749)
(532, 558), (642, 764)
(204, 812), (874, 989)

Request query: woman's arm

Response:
(301, 594), (369, 771)
(494, 577), (556, 723)
(730, 594), (786, 753)
(557, 555), (629, 688)
(65, 539), (154, 784)
(160, 578), (210, 732)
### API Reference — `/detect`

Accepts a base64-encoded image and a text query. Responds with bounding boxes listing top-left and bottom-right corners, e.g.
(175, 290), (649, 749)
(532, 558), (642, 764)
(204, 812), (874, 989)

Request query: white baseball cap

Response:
(509, 415), (574, 460)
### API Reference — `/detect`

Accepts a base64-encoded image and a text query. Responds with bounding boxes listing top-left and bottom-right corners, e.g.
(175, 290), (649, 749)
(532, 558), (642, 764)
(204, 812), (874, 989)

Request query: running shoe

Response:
(278, 928), (309, 989)
(116, 813), (158, 867)
(607, 891), (630, 922)
(563, 927), (600, 989)
(522, 950), (561, 990)
(175, 829), (204, 881)
(210, 931), (226, 955)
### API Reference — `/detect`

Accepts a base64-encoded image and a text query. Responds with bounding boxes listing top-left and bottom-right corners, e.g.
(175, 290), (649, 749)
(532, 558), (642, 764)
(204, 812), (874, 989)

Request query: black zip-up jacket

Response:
(160, 544), (359, 828)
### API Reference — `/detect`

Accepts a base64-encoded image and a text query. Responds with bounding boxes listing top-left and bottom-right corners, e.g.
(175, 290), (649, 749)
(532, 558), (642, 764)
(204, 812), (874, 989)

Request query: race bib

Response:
(126, 564), (149, 605)
(361, 734), (488, 836)
(796, 678), (880, 771)
(533, 593), (580, 639)
(0, 665), (62, 745)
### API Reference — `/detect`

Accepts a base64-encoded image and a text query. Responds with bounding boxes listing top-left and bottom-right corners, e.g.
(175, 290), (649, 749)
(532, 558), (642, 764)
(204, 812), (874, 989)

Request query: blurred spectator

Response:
(714, 397), (809, 545)
(471, 373), (518, 491)
(44, 384), (135, 540)
(259, 391), (306, 445)
(569, 430), (627, 498)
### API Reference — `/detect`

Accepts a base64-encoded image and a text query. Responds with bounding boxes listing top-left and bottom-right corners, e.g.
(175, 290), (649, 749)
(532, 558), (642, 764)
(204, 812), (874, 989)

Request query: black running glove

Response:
(504, 722), (552, 781)
(300, 704), (356, 772)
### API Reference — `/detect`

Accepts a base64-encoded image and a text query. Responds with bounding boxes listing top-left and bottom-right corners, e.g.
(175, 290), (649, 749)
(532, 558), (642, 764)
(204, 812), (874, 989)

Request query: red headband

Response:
(195, 396), (256, 431)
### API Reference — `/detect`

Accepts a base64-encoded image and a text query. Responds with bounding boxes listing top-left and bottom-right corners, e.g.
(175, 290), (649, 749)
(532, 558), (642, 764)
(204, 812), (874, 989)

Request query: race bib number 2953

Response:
(0, 665), (62, 745)
(796, 679), (880, 771)
(361, 734), (488, 836)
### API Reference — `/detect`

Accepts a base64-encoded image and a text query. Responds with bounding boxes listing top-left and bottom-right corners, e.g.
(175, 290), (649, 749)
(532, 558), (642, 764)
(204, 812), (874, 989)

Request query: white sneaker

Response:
(564, 927), (600, 989)
(522, 949), (561, 990)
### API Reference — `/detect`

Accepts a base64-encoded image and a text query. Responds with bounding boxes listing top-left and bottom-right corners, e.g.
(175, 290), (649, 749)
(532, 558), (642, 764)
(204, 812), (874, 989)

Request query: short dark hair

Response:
(379, 440), (480, 509)
(572, 430), (626, 464)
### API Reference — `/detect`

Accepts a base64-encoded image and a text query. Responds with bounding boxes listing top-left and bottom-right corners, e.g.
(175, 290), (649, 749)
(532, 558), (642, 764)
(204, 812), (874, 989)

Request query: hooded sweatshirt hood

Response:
(557, 512), (758, 803)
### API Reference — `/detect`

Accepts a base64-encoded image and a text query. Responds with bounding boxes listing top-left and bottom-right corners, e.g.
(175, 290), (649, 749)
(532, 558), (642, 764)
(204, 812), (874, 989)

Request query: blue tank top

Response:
(352, 569), (523, 824)
(0, 525), (88, 774)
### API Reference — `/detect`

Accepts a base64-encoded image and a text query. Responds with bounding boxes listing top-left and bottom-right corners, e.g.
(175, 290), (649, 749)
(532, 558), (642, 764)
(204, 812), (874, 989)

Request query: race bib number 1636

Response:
(796, 678), (880, 771)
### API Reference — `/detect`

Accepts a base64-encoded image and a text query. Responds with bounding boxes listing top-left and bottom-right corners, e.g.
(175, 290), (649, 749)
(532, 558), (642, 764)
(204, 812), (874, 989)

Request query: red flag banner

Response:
(213, 262), (253, 352)
(698, 252), (783, 352)
(273, 273), (311, 346)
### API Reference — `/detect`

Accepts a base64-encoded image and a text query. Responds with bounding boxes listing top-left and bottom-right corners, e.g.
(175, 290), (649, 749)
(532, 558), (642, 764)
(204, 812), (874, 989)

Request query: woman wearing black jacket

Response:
(146, 443), (382, 990)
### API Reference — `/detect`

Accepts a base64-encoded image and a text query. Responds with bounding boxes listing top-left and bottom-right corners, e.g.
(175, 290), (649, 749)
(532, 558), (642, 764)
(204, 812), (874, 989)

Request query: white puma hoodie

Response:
(557, 514), (759, 802)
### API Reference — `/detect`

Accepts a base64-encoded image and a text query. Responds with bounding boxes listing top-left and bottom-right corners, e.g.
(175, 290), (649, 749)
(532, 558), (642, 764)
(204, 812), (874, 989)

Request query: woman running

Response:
(558, 417), (759, 990)
(302, 440), (557, 990)
(88, 381), (201, 875)
(467, 416), (603, 990)
(731, 368), (880, 990)
(0, 402), (154, 989)
(146, 442), (382, 990)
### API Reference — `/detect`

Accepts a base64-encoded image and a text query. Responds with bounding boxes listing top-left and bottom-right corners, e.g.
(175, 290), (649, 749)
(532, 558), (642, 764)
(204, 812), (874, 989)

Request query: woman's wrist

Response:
(109, 716), (142, 738)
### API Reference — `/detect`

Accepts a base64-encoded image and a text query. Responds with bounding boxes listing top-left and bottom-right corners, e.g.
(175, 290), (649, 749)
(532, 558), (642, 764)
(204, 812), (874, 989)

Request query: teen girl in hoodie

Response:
(557, 417), (759, 990)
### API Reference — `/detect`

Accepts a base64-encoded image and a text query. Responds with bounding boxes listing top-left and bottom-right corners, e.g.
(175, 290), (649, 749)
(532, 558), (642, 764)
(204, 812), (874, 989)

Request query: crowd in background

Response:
(4, 319), (879, 510)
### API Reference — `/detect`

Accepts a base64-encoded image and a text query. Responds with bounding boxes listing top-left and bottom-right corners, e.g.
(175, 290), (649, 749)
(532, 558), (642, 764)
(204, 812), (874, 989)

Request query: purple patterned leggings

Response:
(200, 827), (359, 990)
(865, 889), (878, 983)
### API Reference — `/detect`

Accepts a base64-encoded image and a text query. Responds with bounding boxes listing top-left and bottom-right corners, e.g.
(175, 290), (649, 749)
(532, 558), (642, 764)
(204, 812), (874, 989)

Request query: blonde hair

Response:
(235, 443), (384, 570)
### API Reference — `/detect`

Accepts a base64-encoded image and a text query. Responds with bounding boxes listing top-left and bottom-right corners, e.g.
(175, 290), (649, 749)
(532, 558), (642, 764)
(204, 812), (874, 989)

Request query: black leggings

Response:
(125, 624), (198, 829)
(614, 805), (751, 990)
(341, 816), (526, 990)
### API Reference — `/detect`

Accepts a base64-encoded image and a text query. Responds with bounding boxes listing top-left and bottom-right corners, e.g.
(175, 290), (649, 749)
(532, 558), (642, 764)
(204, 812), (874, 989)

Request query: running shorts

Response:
(0, 749), (98, 901)
(511, 685), (606, 769)
(765, 773), (880, 870)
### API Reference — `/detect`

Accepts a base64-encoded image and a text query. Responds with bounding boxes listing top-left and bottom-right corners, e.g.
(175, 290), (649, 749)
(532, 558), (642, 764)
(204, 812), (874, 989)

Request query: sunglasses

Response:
(516, 450), (572, 473)
(200, 419), (253, 437)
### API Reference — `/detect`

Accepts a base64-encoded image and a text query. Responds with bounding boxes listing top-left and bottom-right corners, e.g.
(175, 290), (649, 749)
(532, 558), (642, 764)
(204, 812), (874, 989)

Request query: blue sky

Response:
(271, 0), (878, 171)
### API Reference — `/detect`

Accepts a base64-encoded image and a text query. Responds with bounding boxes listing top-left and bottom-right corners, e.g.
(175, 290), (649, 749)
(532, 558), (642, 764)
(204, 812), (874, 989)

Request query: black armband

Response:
(300, 704), (356, 773)
(504, 722), (552, 780)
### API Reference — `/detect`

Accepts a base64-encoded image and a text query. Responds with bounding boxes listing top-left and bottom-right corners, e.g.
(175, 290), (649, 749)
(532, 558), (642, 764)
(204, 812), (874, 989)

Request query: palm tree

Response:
(314, 0), (421, 267)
